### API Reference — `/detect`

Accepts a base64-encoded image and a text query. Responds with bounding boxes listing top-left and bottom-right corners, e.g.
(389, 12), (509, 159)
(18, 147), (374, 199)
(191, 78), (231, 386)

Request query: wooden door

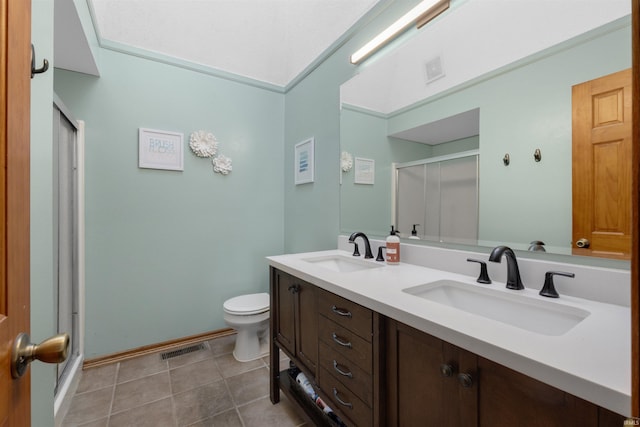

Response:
(0, 0), (32, 424)
(572, 68), (632, 259)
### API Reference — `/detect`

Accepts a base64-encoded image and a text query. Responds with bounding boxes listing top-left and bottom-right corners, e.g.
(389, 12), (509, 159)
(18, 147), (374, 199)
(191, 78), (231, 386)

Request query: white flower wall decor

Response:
(341, 151), (353, 172)
(189, 129), (234, 175)
(189, 130), (218, 158)
(212, 154), (232, 175)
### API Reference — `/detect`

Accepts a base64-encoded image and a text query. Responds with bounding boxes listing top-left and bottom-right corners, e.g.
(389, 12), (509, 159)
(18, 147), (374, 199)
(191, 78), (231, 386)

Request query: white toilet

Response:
(223, 292), (270, 362)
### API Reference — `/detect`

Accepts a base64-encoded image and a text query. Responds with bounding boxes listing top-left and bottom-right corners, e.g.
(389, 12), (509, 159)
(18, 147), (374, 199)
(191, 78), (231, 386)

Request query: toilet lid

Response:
(224, 292), (270, 315)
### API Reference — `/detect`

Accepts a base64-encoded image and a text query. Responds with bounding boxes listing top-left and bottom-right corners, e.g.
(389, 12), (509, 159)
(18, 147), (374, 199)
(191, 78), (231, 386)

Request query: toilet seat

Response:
(223, 292), (269, 316)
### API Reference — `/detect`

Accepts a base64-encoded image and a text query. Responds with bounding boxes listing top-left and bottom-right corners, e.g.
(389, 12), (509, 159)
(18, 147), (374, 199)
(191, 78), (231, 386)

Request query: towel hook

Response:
(534, 148), (542, 162)
(31, 44), (49, 79)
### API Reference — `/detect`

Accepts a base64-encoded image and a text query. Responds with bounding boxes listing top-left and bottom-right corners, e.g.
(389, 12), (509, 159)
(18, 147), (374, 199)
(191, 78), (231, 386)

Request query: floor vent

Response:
(160, 342), (207, 360)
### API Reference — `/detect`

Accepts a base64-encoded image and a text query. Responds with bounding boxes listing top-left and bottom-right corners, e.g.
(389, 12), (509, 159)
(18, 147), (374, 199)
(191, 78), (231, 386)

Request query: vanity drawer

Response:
(318, 341), (372, 407)
(318, 289), (373, 340)
(319, 315), (372, 374)
(319, 367), (372, 427)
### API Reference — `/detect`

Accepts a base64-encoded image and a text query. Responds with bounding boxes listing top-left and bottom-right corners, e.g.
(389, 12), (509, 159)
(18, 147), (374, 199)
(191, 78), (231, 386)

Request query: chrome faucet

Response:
(488, 245), (524, 290)
(348, 232), (374, 259)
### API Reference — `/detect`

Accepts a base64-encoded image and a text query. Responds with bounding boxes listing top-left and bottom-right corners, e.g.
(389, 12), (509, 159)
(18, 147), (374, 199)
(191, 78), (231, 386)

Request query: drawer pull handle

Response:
(331, 305), (352, 318)
(331, 333), (352, 348)
(332, 387), (353, 409)
(440, 364), (454, 377)
(333, 360), (353, 378)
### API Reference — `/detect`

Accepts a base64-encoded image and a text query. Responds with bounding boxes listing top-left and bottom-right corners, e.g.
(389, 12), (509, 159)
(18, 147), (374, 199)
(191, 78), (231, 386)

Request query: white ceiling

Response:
(84, 0), (381, 87)
(341, 0), (632, 114)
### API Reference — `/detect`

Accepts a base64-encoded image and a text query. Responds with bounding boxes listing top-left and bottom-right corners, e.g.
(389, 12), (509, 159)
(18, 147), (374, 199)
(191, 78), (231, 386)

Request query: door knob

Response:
(575, 238), (590, 248)
(11, 332), (70, 378)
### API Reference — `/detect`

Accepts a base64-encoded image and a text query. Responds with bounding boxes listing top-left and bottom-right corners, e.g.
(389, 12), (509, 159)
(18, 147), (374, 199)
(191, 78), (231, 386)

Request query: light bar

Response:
(350, 0), (450, 64)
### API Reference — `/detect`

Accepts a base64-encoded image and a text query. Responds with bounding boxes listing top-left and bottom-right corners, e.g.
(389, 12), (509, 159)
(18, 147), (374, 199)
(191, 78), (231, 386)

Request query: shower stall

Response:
(53, 96), (85, 421)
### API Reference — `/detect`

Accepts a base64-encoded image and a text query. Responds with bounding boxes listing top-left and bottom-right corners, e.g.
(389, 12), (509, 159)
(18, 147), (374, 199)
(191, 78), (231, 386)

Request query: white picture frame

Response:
(139, 128), (184, 171)
(354, 157), (375, 184)
(294, 138), (315, 185)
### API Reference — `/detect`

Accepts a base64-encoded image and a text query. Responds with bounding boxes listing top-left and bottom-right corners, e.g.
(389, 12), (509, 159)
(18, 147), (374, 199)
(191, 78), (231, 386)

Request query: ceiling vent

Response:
(425, 55), (445, 84)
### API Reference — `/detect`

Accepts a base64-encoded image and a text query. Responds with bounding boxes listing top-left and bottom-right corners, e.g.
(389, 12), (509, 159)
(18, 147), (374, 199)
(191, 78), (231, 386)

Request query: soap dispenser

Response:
(386, 226), (400, 265)
(409, 224), (420, 240)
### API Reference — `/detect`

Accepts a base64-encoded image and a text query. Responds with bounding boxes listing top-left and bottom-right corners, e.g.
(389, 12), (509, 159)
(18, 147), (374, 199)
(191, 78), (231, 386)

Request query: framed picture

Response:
(354, 157), (375, 184)
(294, 138), (315, 185)
(139, 128), (184, 171)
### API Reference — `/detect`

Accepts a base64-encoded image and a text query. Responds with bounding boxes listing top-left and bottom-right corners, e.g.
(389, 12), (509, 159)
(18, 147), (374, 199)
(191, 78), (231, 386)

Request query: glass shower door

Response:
(53, 103), (79, 394)
(395, 154), (478, 244)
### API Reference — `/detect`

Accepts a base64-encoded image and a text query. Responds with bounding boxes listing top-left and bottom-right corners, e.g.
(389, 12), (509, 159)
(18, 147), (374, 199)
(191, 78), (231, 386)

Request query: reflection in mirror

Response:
(395, 151), (479, 245)
(340, 3), (631, 259)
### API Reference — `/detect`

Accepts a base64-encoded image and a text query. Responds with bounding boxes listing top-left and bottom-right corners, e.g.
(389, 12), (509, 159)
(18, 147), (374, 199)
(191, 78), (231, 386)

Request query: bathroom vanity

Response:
(268, 245), (630, 426)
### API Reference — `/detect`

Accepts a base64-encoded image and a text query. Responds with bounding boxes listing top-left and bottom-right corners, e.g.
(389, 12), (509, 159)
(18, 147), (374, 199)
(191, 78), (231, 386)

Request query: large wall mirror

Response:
(340, 0), (632, 260)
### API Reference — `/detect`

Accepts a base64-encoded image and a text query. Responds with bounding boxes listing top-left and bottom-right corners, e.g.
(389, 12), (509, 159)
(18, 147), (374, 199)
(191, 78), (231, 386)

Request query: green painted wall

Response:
(54, 49), (285, 357)
(476, 24), (631, 249)
(283, 65), (345, 253)
(31, 0), (56, 425)
(340, 106), (433, 236)
(283, 0), (423, 252)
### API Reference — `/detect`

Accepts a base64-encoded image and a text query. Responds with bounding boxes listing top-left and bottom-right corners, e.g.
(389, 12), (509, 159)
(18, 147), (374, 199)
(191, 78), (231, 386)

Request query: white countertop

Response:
(267, 249), (631, 416)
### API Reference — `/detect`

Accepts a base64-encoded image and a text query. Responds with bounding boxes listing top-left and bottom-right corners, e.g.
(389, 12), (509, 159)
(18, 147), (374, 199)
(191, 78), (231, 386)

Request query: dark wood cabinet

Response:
(270, 268), (383, 426)
(385, 319), (626, 427)
(478, 357), (598, 427)
(272, 269), (295, 355)
(270, 267), (323, 424)
(271, 267), (317, 375)
(385, 319), (477, 427)
(478, 357), (626, 426)
(315, 288), (384, 427)
(270, 268), (627, 427)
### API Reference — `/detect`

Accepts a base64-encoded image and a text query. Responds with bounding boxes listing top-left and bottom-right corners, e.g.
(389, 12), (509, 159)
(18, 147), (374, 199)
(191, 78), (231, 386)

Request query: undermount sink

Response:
(403, 280), (590, 336)
(302, 255), (382, 273)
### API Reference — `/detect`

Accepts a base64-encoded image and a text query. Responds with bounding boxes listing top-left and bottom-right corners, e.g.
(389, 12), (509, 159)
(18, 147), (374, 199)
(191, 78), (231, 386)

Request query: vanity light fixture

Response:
(350, 0), (450, 64)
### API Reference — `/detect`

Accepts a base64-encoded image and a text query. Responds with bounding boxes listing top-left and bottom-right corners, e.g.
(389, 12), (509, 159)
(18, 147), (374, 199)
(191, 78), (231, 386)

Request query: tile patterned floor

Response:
(61, 334), (307, 427)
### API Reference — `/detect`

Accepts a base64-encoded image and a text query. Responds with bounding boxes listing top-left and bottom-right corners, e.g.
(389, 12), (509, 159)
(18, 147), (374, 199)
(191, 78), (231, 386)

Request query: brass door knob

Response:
(11, 332), (70, 378)
(576, 238), (590, 248)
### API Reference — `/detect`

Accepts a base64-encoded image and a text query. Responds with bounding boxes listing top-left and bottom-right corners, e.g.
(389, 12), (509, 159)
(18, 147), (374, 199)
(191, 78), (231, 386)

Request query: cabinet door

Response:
(478, 357), (598, 427)
(295, 281), (318, 374)
(272, 269), (296, 357)
(386, 320), (477, 427)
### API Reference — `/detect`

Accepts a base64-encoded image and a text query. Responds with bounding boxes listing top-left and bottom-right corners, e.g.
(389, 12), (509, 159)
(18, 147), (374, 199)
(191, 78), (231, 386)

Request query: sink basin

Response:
(302, 255), (383, 273)
(403, 280), (590, 336)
